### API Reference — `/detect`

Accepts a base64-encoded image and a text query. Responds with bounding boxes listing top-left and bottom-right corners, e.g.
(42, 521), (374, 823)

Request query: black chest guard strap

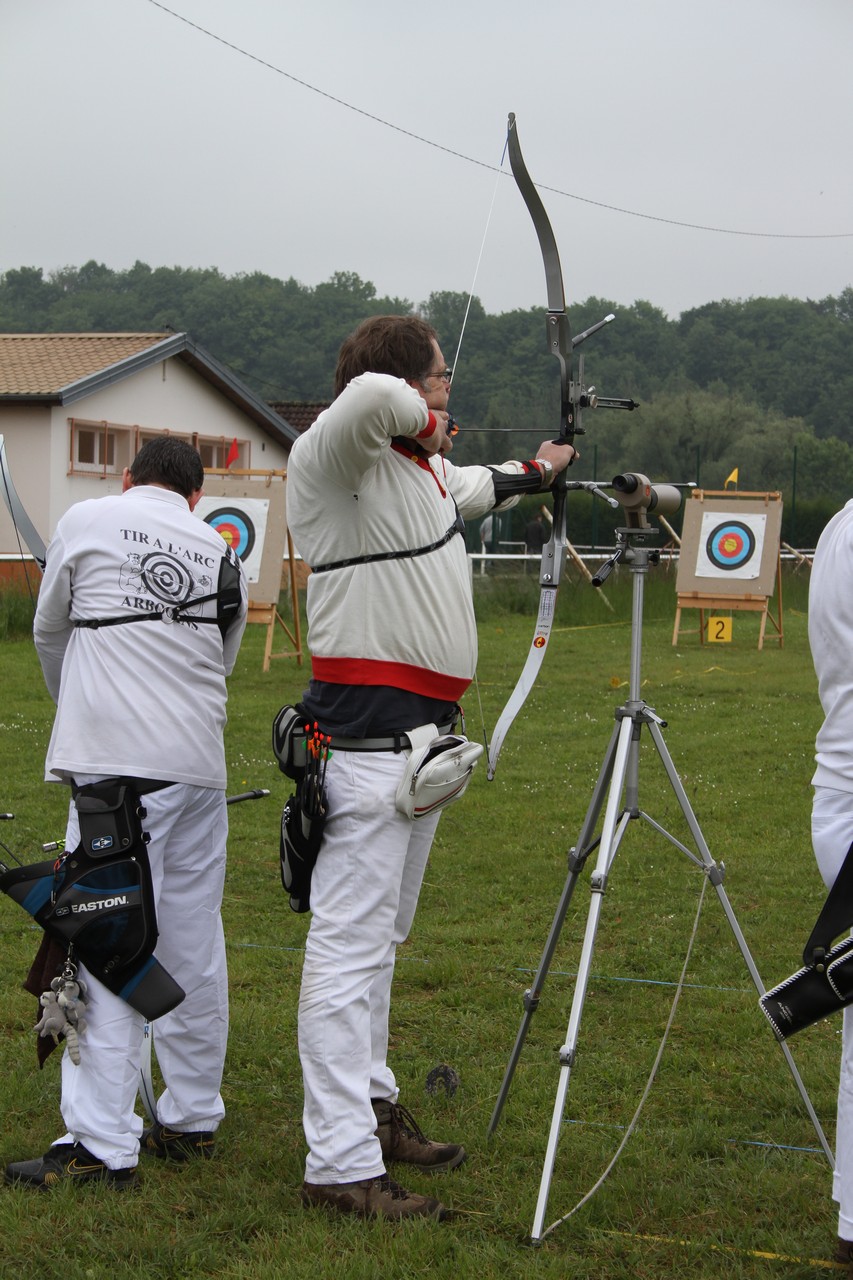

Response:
(73, 545), (242, 638)
(311, 511), (464, 575)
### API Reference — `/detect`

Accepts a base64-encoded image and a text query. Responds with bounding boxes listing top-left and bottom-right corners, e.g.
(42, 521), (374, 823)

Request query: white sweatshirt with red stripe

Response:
(286, 373), (525, 702)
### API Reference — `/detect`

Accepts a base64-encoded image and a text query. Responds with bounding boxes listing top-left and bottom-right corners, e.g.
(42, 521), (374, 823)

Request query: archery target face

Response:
(204, 507), (255, 559)
(696, 511), (766, 580)
(194, 496), (270, 584)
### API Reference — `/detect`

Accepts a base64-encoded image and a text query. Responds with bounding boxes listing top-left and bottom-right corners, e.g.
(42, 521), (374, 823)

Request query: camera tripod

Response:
(487, 526), (833, 1244)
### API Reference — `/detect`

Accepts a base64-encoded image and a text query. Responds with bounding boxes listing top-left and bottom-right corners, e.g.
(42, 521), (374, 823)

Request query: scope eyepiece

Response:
(611, 473), (683, 526)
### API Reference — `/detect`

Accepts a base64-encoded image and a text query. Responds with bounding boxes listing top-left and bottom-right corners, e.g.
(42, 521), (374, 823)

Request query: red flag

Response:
(226, 438), (239, 469)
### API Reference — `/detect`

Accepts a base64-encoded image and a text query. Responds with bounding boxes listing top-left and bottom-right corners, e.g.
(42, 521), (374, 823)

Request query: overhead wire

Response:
(144, 0), (852, 242)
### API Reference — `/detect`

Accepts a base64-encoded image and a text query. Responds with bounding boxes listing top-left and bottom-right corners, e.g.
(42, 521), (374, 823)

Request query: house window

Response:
(138, 432), (244, 469)
(196, 437), (245, 469)
(69, 419), (133, 476)
(137, 429), (192, 450)
(70, 423), (247, 475)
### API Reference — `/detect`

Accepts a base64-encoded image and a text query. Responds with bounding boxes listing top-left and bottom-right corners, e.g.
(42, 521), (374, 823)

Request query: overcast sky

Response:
(2, 0), (851, 325)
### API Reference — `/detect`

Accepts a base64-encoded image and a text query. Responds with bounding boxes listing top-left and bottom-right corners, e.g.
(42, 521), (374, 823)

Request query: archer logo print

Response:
(119, 529), (219, 621)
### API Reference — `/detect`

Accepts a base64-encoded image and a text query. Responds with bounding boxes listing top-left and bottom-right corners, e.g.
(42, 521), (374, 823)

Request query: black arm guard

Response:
(489, 463), (548, 503)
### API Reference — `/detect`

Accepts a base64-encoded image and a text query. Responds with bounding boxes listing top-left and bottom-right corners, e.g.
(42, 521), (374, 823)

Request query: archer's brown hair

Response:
(333, 315), (439, 398)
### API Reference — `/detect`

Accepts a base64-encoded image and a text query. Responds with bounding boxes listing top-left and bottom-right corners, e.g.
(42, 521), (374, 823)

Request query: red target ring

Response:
(203, 507), (256, 561)
(705, 520), (756, 571)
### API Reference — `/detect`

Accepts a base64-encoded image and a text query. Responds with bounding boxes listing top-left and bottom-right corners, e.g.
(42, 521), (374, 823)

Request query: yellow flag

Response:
(724, 467), (739, 488)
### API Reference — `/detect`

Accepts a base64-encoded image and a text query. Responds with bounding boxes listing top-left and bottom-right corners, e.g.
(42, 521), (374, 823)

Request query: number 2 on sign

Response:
(707, 615), (732, 643)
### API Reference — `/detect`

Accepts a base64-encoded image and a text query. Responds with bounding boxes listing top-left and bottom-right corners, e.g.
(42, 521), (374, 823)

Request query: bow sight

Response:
(572, 315), (638, 427)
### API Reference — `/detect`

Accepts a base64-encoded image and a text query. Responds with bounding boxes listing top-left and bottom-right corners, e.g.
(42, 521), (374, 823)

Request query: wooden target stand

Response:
(202, 468), (302, 672)
(672, 490), (784, 651)
(247, 526), (303, 673)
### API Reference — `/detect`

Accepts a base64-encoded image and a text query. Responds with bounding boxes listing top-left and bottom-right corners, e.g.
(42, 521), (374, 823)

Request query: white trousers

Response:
(298, 748), (440, 1184)
(812, 785), (853, 1238)
(55, 783), (229, 1169)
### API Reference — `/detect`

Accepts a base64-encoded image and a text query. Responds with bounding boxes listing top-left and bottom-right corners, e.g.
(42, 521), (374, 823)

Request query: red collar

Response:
(390, 440), (447, 497)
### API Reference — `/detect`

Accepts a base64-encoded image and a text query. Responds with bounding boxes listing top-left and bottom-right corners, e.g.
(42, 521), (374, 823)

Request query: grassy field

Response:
(0, 563), (843, 1278)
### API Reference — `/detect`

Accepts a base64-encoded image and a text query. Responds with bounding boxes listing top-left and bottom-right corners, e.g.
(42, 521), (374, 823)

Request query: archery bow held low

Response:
(485, 115), (637, 781)
(0, 434), (47, 573)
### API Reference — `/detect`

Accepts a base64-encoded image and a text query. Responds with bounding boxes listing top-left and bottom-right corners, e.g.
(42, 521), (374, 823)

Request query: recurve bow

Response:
(487, 115), (635, 779)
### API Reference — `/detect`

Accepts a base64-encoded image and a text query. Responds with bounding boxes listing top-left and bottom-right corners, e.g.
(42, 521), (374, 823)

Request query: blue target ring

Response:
(705, 520), (756, 571)
(204, 507), (256, 561)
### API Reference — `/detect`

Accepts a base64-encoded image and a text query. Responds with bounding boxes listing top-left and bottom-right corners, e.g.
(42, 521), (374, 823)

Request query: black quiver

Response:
(0, 779), (184, 1020)
(280, 785), (327, 915)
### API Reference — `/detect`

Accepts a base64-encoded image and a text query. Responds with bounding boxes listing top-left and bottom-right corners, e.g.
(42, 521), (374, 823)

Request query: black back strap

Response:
(73, 591), (223, 629)
(73, 546), (242, 635)
(803, 837), (853, 966)
(311, 512), (464, 575)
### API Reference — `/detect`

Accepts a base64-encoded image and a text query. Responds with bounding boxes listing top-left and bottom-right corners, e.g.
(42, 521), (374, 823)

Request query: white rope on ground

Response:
(539, 872), (709, 1241)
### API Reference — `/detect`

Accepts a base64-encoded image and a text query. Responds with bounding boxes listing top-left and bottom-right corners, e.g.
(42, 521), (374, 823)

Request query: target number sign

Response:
(695, 512), (766, 581)
(707, 615), (732, 643)
(194, 496), (270, 584)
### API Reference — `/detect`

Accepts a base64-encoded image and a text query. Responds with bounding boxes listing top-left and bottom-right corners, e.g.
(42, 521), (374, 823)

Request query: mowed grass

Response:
(0, 563), (842, 1279)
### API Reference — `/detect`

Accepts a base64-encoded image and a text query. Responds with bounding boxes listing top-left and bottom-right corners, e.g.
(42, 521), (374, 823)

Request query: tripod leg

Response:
(531, 713), (637, 1242)
(647, 719), (834, 1169)
(488, 719), (623, 1136)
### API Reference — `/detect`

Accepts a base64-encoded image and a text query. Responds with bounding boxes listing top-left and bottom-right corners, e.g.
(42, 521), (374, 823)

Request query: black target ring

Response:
(203, 507), (256, 562)
(705, 520), (756, 572)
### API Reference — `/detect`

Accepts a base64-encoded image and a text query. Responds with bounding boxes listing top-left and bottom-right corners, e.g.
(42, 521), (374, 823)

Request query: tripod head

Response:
(591, 529), (661, 588)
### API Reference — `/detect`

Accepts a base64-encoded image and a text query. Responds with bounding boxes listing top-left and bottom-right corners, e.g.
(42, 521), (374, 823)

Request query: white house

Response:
(0, 331), (299, 577)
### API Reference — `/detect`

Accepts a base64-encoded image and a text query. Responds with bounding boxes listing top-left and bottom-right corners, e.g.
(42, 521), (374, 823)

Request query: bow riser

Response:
(486, 117), (574, 779)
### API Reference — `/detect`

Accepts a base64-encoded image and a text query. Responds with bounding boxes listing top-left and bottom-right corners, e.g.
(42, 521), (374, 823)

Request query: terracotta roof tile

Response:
(270, 402), (329, 434)
(0, 333), (172, 396)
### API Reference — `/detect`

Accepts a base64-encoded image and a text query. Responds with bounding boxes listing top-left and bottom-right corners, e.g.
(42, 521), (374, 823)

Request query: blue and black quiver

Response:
(0, 778), (184, 1020)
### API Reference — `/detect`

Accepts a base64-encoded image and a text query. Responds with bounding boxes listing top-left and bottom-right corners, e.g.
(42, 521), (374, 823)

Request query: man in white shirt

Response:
(287, 315), (574, 1221)
(810, 499), (853, 1272)
(5, 437), (247, 1189)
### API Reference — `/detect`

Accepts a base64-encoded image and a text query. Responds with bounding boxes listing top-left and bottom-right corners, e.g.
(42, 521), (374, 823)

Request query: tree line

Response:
(2, 262), (852, 544)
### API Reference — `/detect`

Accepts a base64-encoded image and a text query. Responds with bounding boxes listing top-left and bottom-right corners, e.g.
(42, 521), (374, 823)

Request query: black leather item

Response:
(760, 936), (853, 1040)
(280, 784), (328, 915)
(0, 778), (184, 1019)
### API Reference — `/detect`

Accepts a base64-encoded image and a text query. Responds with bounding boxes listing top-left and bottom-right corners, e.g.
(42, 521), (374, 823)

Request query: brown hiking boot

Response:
(372, 1099), (466, 1173)
(301, 1174), (447, 1220)
(835, 1237), (853, 1275)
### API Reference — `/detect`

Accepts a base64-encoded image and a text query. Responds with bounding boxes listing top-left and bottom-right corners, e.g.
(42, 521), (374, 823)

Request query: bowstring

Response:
(450, 129), (510, 378)
(450, 126), (511, 756)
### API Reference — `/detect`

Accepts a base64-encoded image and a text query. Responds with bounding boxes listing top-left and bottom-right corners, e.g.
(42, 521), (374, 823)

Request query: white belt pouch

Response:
(395, 724), (484, 820)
